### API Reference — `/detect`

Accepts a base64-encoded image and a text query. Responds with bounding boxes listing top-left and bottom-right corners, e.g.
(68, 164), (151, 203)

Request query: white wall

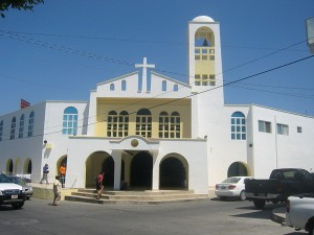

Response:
(0, 102), (46, 180)
(66, 136), (208, 194)
(250, 105), (314, 178)
(205, 105), (250, 186)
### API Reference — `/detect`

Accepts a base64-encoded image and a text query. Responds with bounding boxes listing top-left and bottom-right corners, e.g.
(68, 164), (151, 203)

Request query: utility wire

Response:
(0, 54), (312, 142)
(1, 30), (309, 51)
(0, 30), (313, 140)
(1, 29), (312, 104)
(0, 30), (310, 84)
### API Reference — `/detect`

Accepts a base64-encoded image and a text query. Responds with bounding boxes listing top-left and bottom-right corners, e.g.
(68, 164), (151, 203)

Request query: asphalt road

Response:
(0, 198), (304, 235)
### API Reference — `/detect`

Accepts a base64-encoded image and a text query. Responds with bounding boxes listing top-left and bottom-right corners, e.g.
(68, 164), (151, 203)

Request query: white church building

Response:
(1, 16), (313, 195)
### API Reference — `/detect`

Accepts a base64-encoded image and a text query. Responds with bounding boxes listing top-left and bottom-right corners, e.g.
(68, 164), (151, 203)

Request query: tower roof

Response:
(192, 15), (215, 23)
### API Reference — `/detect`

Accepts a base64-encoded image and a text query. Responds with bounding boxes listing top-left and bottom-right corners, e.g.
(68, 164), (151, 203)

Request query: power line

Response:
(0, 30), (313, 141)
(2, 30), (309, 51)
(230, 85), (314, 99)
(0, 54), (312, 142)
(0, 29), (312, 95)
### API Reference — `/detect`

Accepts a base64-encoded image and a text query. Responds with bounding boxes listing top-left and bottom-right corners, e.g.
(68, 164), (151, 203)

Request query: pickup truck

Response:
(245, 168), (314, 209)
(0, 172), (26, 209)
(286, 193), (314, 235)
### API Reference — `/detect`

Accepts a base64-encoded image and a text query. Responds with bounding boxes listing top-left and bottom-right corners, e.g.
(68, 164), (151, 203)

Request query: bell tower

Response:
(188, 15), (224, 105)
(188, 15), (225, 139)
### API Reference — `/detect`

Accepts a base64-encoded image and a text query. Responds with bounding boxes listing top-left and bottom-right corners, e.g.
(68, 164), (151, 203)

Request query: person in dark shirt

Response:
(40, 163), (49, 185)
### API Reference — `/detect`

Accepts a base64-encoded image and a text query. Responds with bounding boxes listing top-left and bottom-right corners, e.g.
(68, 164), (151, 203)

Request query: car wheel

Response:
(253, 199), (266, 209)
(11, 202), (24, 209)
(239, 191), (246, 201)
(309, 221), (314, 235)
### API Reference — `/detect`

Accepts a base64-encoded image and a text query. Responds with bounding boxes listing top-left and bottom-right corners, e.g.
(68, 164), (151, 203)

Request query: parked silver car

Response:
(215, 176), (253, 201)
(7, 176), (33, 199)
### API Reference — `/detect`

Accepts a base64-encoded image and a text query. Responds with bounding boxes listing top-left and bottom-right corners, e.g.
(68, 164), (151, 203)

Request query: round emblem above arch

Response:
(131, 139), (139, 147)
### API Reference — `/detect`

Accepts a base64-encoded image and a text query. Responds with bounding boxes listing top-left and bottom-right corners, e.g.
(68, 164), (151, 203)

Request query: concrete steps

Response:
(65, 189), (210, 205)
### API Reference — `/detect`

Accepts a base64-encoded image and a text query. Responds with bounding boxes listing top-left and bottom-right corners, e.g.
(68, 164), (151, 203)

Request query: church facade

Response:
(1, 16), (313, 195)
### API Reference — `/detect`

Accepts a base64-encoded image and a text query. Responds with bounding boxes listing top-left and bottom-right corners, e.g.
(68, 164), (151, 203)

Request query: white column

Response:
(151, 151), (159, 191)
(112, 151), (122, 190)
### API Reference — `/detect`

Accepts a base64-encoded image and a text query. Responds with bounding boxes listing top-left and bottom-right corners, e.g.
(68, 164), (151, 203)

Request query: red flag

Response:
(20, 99), (30, 109)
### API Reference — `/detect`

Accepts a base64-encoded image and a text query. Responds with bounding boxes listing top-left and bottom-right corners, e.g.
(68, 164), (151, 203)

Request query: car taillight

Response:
(286, 200), (290, 213)
(228, 185), (236, 189)
(276, 183), (283, 192)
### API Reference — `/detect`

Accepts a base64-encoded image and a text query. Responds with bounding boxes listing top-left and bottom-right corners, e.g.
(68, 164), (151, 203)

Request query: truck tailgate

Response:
(245, 179), (282, 194)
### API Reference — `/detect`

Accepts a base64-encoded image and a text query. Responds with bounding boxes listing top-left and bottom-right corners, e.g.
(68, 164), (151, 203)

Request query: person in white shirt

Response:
(53, 175), (62, 206)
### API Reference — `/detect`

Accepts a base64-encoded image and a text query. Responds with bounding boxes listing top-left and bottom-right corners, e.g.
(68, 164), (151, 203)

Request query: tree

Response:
(0, 0), (44, 18)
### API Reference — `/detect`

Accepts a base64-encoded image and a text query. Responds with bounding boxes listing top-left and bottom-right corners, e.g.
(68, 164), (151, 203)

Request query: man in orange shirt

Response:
(59, 163), (66, 188)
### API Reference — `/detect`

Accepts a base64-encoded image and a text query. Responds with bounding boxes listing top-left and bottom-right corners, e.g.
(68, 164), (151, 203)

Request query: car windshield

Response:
(0, 173), (12, 183)
(9, 177), (26, 185)
(222, 177), (241, 184)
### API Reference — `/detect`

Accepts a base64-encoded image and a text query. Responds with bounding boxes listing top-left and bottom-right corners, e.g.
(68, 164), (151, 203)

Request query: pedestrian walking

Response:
(53, 175), (62, 206)
(96, 171), (105, 199)
(40, 163), (49, 185)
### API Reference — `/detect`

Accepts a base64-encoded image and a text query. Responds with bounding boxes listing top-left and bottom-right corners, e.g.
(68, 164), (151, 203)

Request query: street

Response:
(0, 198), (304, 235)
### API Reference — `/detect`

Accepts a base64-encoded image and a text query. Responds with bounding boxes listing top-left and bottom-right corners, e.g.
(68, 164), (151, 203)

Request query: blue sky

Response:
(1, 0), (314, 116)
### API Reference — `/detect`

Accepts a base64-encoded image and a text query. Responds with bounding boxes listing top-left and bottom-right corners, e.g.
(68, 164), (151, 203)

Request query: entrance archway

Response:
(130, 152), (152, 189)
(228, 162), (248, 177)
(159, 156), (187, 189)
(102, 157), (114, 186)
(57, 155), (67, 174)
(6, 159), (13, 175)
(85, 152), (125, 189)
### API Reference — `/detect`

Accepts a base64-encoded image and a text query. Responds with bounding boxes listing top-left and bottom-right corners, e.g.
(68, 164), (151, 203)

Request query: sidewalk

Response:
(271, 207), (286, 224)
(29, 183), (78, 201)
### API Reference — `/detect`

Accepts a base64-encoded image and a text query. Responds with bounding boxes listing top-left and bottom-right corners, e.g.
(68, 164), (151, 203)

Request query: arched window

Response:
(118, 111), (129, 137)
(107, 111), (118, 137)
(62, 107), (78, 135)
(173, 84), (179, 92)
(110, 83), (115, 91)
(162, 80), (167, 91)
(107, 110), (129, 137)
(10, 117), (16, 140)
(158, 111), (181, 138)
(231, 112), (246, 140)
(19, 114), (25, 138)
(158, 111), (169, 138)
(136, 109), (152, 138)
(27, 111), (35, 137)
(170, 112), (181, 138)
(0, 120), (3, 141)
(194, 27), (215, 63)
(121, 80), (127, 91)
(195, 26), (215, 47)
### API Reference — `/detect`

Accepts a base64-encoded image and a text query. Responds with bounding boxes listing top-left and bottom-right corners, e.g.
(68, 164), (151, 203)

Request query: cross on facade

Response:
(135, 57), (155, 92)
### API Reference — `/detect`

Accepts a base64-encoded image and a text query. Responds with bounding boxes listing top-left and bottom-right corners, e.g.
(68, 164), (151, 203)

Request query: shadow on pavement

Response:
(284, 232), (307, 235)
(230, 203), (285, 220)
(0, 205), (23, 211)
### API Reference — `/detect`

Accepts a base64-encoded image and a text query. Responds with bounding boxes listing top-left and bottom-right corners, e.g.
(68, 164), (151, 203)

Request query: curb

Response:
(271, 207), (286, 225)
